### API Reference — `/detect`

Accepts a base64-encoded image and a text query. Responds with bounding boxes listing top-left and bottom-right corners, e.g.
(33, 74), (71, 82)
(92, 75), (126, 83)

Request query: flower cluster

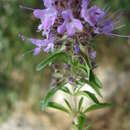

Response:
(20, 0), (129, 57)
(20, 1), (129, 129)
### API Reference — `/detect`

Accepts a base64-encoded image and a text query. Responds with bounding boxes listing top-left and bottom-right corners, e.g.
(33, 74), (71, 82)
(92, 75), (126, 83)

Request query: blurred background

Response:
(0, 0), (130, 130)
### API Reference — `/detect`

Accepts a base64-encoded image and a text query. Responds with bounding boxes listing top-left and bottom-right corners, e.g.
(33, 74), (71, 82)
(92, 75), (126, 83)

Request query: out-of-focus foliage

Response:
(0, 0), (130, 129)
(0, 0), (50, 122)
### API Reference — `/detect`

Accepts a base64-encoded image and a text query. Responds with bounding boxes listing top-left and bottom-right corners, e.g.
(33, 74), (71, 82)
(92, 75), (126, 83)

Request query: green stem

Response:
(71, 86), (80, 130)
(71, 85), (86, 130)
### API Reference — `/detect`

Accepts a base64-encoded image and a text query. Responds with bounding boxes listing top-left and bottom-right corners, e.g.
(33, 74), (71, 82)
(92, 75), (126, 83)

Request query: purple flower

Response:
(29, 37), (54, 55)
(81, 0), (105, 27)
(93, 14), (130, 38)
(94, 19), (114, 35)
(57, 9), (83, 36)
(89, 50), (96, 60)
(81, 0), (129, 38)
(69, 77), (75, 83)
(74, 44), (80, 54)
(64, 64), (70, 69)
(33, 0), (57, 37)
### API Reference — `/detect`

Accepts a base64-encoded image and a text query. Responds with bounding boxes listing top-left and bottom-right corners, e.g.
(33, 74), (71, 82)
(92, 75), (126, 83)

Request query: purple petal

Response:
(82, 0), (91, 9)
(42, 37), (54, 52)
(74, 44), (80, 54)
(33, 47), (41, 55)
(42, 17), (52, 30)
(44, 42), (54, 52)
(37, 24), (44, 32)
(81, 0), (91, 18)
(33, 9), (45, 19)
(89, 50), (96, 60)
(88, 6), (105, 24)
(62, 9), (73, 21)
(102, 20), (114, 34)
(29, 38), (44, 47)
(43, 0), (54, 8)
(82, 5), (105, 27)
(66, 23), (75, 36)
(73, 19), (83, 31)
(59, 9), (82, 36)
(94, 20), (114, 35)
(57, 22), (66, 34)
(66, 19), (83, 36)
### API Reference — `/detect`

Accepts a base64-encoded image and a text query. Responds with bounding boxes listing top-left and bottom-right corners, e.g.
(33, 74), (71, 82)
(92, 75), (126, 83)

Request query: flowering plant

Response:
(20, 0), (129, 129)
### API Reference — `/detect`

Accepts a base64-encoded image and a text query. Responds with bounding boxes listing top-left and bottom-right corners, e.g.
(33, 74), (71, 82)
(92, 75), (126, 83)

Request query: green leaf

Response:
(77, 78), (102, 97)
(90, 70), (102, 88)
(85, 64), (90, 80)
(78, 97), (84, 111)
(88, 81), (102, 97)
(36, 51), (68, 71)
(47, 101), (69, 113)
(76, 91), (99, 104)
(86, 71), (102, 97)
(79, 47), (92, 68)
(94, 75), (102, 88)
(64, 99), (72, 112)
(72, 56), (90, 80)
(78, 64), (90, 79)
(78, 113), (86, 130)
(60, 86), (72, 95)
(72, 113), (86, 130)
(84, 103), (111, 113)
(41, 87), (58, 111)
(82, 57), (91, 79)
(75, 80), (85, 86)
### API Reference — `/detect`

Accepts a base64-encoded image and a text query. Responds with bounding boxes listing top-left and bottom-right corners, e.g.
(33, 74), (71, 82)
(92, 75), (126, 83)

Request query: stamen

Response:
(104, 6), (111, 14)
(114, 19), (122, 25)
(113, 13), (123, 22)
(110, 33), (130, 38)
(108, 10), (121, 20)
(22, 49), (34, 57)
(115, 25), (125, 30)
(19, 5), (34, 11)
